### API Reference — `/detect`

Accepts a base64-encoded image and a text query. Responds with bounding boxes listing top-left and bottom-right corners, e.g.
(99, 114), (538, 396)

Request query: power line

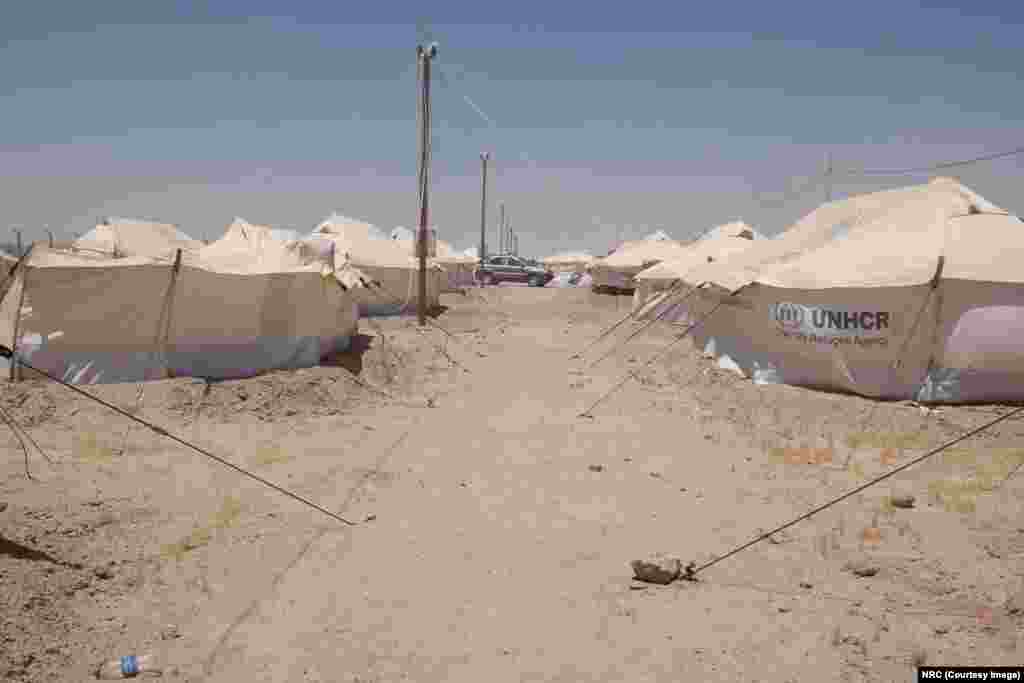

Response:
(842, 146), (1024, 177)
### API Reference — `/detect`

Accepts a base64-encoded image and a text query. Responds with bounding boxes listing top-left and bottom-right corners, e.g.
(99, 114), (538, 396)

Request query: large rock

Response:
(630, 554), (682, 585)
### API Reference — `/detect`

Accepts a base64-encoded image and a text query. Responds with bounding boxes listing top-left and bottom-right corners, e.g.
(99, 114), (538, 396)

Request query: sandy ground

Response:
(3, 285), (1024, 682)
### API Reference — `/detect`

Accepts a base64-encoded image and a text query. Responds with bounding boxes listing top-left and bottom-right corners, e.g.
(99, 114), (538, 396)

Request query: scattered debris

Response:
(844, 558), (880, 578)
(890, 494), (916, 509)
(630, 554), (682, 585)
(160, 625), (181, 641)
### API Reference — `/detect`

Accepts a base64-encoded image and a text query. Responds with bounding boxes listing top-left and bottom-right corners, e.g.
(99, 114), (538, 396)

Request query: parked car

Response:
(476, 255), (555, 287)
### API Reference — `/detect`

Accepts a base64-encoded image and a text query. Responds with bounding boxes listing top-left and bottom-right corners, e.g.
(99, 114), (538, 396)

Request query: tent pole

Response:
(9, 244), (33, 382)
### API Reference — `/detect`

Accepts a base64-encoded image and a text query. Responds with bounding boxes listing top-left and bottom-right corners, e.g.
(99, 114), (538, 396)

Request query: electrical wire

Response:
(843, 146), (1024, 177)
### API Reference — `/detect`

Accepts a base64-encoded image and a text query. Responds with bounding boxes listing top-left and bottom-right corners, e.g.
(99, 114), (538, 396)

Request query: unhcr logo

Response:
(772, 303), (892, 337)
(772, 302), (805, 330)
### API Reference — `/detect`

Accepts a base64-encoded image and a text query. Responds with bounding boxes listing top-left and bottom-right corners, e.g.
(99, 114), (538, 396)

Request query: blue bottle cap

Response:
(121, 655), (139, 675)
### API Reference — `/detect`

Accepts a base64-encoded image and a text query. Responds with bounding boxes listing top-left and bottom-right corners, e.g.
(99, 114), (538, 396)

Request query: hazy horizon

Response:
(1, 2), (1022, 256)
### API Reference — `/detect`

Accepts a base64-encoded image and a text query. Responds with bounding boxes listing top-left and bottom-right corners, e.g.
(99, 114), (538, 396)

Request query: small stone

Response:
(649, 472), (662, 479)
(890, 494), (915, 509)
(364, 513), (377, 522)
(844, 559), (880, 577)
(777, 606), (792, 614)
(630, 554), (682, 585)
(934, 625), (950, 635)
(799, 581), (814, 589)
(0, 502), (8, 513)
(93, 567), (114, 580)
(161, 624), (181, 640)
(588, 464), (604, 473)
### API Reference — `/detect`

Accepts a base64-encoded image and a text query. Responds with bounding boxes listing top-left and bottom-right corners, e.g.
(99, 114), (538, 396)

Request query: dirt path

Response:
(191, 291), (785, 682)
(3, 286), (1024, 682)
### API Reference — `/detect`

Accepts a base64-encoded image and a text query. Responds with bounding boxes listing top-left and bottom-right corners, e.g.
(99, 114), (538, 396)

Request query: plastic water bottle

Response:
(95, 654), (162, 679)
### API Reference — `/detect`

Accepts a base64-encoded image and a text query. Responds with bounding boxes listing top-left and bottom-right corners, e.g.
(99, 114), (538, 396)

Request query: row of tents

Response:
(593, 176), (1024, 404)
(0, 215), (480, 385)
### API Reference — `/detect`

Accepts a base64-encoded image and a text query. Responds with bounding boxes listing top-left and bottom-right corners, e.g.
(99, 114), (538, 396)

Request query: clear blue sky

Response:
(1, 0), (1022, 254)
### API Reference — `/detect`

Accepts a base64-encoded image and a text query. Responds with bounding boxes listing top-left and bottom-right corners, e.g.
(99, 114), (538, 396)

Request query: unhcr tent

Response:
(650, 177), (1024, 403)
(73, 217), (203, 259)
(390, 226), (415, 242)
(307, 214), (442, 317)
(542, 251), (595, 273)
(389, 226), (478, 293)
(589, 234), (686, 292)
(0, 222), (364, 385)
(632, 221), (762, 317)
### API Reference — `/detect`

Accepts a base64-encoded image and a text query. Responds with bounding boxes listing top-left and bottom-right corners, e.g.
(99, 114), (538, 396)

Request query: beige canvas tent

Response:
(589, 234), (686, 292)
(73, 217), (204, 259)
(647, 177), (1024, 403)
(542, 251), (595, 273)
(390, 226), (478, 293)
(0, 223), (364, 385)
(307, 214), (442, 316)
(632, 221), (762, 316)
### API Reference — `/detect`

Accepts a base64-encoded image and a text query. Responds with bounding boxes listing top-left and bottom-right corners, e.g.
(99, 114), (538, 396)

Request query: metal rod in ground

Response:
(586, 284), (701, 371)
(579, 298), (726, 418)
(688, 404), (1024, 580)
(3, 349), (358, 527)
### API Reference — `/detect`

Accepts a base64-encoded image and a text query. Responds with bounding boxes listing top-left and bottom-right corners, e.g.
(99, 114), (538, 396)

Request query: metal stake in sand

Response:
(684, 404), (1024, 582)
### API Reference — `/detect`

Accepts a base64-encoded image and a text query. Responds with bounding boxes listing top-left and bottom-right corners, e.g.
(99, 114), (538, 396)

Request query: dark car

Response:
(476, 255), (555, 287)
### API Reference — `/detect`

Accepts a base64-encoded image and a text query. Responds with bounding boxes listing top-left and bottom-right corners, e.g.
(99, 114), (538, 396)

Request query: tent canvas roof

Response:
(636, 222), (762, 282)
(643, 229), (673, 241)
(389, 228), (477, 264)
(74, 217), (202, 258)
(596, 238), (687, 270)
(682, 177), (1012, 291)
(309, 214), (420, 269)
(543, 251), (595, 265)
(190, 218), (327, 274)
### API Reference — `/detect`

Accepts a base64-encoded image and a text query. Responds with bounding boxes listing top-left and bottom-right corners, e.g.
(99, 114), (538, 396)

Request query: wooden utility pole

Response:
(498, 202), (506, 253)
(14, 228), (22, 257)
(479, 152), (489, 269)
(824, 151), (833, 203)
(416, 42), (438, 327)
